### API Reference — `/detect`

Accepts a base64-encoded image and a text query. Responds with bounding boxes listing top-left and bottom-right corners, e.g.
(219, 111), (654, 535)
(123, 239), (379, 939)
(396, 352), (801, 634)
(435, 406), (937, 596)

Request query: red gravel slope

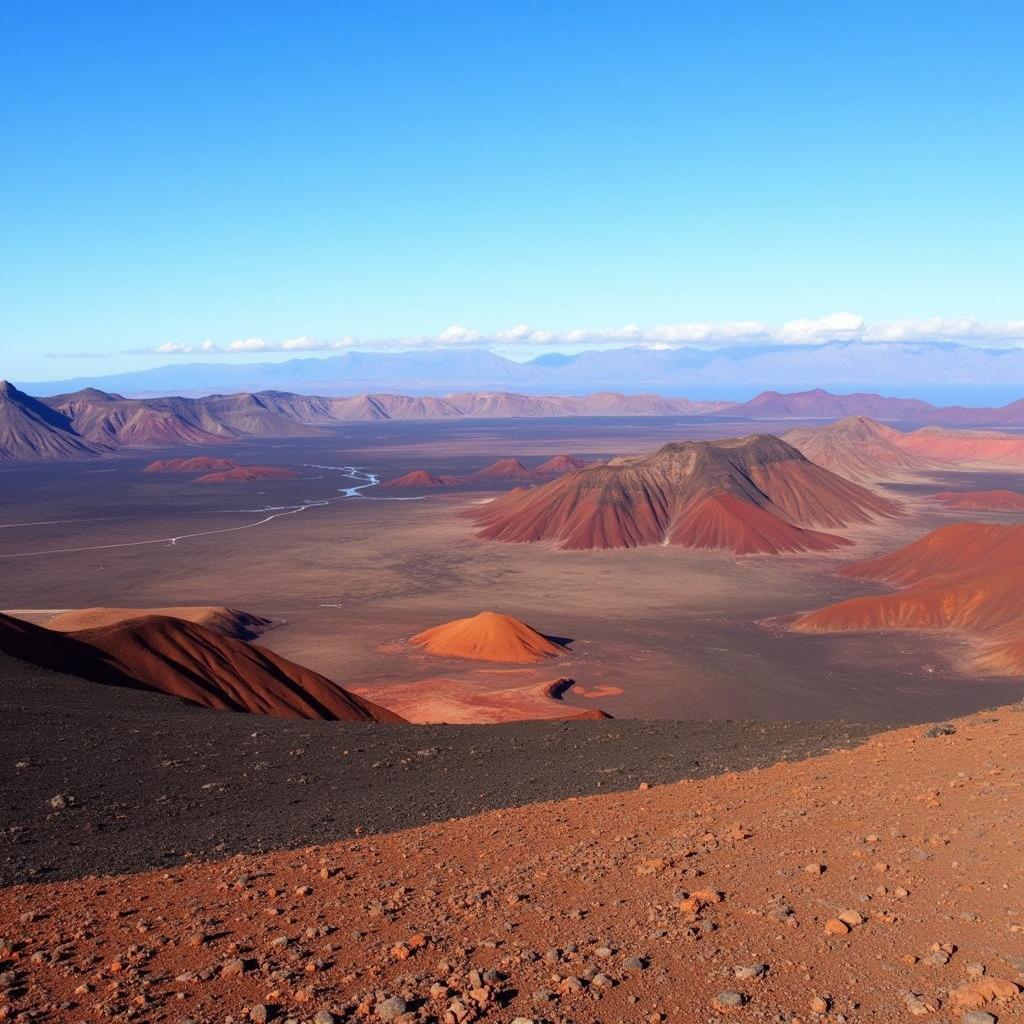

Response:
(3, 706), (1023, 1023)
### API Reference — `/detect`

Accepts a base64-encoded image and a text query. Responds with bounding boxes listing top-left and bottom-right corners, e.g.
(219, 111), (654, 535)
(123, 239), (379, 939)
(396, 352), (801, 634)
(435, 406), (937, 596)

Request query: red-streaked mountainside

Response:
(144, 457), (241, 473)
(0, 381), (104, 460)
(470, 435), (900, 554)
(931, 489), (1024, 511)
(793, 522), (1024, 675)
(410, 611), (567, 663)
(782, 417), (941, 481)
(0, 612), (404, 721)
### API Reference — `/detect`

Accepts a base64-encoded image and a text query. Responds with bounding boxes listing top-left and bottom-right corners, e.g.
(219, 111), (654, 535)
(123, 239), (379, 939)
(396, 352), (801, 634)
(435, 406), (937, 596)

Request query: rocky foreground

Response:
(3, 706), (1024, 1023)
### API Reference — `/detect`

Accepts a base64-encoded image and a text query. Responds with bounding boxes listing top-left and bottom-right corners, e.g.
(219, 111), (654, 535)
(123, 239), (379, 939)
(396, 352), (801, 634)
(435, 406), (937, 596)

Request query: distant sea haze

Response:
(17, 340), (1024, 406)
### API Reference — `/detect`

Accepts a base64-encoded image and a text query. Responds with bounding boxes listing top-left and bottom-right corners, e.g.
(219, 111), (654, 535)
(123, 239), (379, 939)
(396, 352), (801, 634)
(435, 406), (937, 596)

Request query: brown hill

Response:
(0, 612), (403, 721)
(144, 457), (241, 473)
(469, 458), (544, 482)
(381, 470), (464, 488)
(47, 389), (229, 447)
(0, 380), (102, 460)
(470, 435), (900, 554)
(44, 606), (272, 639)
(782, 416), (939, 481)
(410, 610), (567, 663)
(194, 466), (300, 483)
(781, 416), (1024, 473)
(534, 454), (591, 476)
(932, 489), (1024, 512)
(793, 522), (1024, 674)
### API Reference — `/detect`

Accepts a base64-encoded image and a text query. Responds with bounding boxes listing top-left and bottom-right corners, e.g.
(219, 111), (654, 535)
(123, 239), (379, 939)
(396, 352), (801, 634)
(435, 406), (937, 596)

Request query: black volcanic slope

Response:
(0, 651), (885, 885)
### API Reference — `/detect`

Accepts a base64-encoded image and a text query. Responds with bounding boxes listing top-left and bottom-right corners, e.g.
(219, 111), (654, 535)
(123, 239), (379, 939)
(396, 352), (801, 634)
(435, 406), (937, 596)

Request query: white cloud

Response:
(438, 324), (482, 344)
(96, 313), (1024, 360)
(778, 312), (865, 343)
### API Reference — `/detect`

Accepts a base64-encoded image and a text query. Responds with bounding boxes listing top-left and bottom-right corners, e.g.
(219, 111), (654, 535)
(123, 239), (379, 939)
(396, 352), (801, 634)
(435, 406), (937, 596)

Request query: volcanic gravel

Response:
(0, 652), (884, 886)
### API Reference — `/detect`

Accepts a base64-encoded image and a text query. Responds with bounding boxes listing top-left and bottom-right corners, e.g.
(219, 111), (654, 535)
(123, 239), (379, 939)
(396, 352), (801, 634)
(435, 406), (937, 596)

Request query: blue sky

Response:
(1, 0), (1022, 379)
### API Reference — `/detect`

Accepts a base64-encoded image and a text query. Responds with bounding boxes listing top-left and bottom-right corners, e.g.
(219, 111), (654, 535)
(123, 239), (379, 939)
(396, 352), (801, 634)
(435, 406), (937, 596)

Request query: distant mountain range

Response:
(17, 340), (1024, 404)
(4, 379), (1024, 460)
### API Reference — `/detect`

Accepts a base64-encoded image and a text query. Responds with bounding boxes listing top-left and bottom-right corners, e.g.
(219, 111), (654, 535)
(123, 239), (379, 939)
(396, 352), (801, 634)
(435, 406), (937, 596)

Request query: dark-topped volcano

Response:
(469, 435), (900, 554)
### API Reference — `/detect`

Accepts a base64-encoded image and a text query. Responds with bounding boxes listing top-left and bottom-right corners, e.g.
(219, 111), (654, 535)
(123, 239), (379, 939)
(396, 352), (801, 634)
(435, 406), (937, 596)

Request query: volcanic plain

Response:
(3, 415), (1024, 725)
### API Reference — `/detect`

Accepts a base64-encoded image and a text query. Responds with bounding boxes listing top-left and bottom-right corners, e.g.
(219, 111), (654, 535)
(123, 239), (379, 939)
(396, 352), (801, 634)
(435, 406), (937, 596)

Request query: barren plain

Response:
(3, 416), (1024, 724)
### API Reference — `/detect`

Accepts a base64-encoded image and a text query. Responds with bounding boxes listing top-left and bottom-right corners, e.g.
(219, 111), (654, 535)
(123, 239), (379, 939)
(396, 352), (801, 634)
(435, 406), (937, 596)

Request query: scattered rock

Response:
(375, 995), (408, 1021)
(950, 978), (1020, 1009)
(903, 992), (940, 1016)
(714, 990), (745, 1009)
(220, 958), (250, 979)
(733, 964), (767, 980)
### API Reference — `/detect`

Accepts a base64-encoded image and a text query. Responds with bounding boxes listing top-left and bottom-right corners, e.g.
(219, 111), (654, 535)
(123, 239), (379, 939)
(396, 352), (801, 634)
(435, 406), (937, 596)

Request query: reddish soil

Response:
(410, 611), (567, 664)
(932, 489), (1024, 512)
(470, 435), (900, 553)
(4, 706), (1024, 1023)
(0, 613), (403, 722)
(194, 466), (301, 483)
(793, 522), (1024, 674)
(143, 457), (241, 473)
(352, 674), (611, 724)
